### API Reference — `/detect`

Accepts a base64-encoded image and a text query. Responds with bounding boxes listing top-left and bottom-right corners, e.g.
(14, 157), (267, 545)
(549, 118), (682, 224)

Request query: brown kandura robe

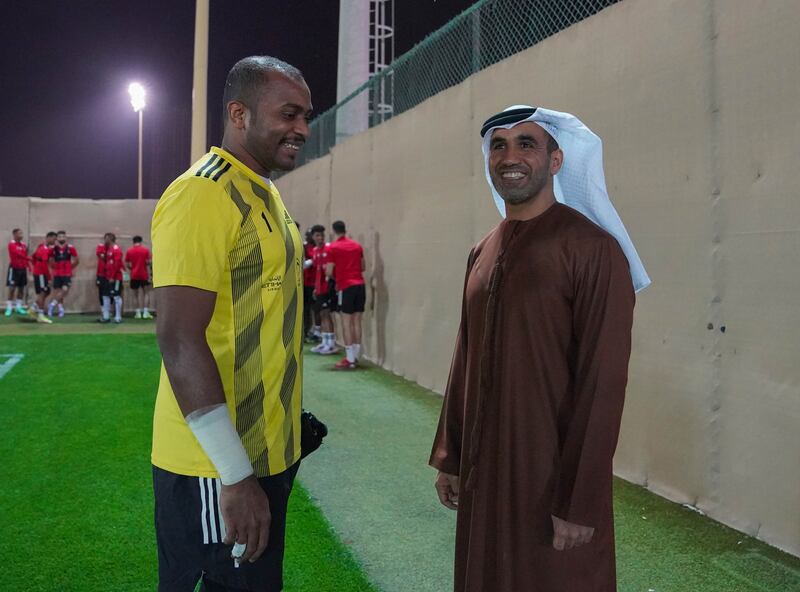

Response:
(430, 203), (635, 592)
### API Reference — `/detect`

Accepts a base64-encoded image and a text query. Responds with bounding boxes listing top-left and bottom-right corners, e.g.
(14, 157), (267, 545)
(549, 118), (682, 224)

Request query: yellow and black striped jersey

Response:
(151, 147), (304, 478)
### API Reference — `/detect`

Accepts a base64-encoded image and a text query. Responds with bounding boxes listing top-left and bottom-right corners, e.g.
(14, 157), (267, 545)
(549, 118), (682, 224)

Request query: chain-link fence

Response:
(296, 0), (621, 167)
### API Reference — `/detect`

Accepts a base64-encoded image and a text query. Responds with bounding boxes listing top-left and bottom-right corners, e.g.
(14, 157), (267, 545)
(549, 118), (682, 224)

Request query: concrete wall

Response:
(1, 197), (157, 312)
(277, 0), (800, 555)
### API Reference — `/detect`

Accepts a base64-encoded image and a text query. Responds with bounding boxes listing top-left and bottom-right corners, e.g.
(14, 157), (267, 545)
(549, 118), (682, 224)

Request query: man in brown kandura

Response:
(430, 105), (650, 592)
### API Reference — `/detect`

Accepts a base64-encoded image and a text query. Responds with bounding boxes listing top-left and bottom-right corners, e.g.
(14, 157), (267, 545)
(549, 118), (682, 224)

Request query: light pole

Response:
(128, 82), (146, 200)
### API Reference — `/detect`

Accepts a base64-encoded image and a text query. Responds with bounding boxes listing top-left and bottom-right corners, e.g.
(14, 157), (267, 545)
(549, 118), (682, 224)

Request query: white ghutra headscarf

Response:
(480, 105), (651, 293)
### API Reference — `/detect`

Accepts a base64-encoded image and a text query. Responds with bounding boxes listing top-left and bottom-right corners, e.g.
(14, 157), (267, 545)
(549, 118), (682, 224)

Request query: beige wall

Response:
(1, 197), (157, 312)
(278, 0), (800, 555)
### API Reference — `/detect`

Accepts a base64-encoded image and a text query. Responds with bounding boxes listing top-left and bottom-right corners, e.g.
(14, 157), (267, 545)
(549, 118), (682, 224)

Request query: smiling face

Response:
(488, 122), (562, 206)
(228, 71), (313, 175)
(312, 231), (325, 247)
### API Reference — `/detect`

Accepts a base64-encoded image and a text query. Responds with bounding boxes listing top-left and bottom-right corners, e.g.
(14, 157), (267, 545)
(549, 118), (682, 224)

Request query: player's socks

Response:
(312, 325), (321, 337)
(354, 343), (361, 360)
(114, 296), (123, 321)
(345, 345), (356, 364)
(57, 303), (64, 317)
(47, 301), (56, 316)
(102, 296), (111, 321)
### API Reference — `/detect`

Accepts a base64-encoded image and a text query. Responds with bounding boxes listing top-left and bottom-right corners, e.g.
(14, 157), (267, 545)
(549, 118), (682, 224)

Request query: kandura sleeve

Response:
(552, 237), (635, 527)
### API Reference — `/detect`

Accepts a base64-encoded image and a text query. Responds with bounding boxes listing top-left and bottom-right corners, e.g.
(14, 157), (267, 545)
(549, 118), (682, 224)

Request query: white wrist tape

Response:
(186, 404), (253, 485)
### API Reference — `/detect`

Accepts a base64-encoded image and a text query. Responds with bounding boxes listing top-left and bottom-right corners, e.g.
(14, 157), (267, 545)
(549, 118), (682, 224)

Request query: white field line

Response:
(0, 354), (24, 380)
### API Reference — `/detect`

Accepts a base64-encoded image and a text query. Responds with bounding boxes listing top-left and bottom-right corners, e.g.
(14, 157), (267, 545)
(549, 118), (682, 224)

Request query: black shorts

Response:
(130, 279), (150, 290)
(33, 274), (50, 295)
(53, 276), (72, 290)
(6, 267), (26, 288)
(303, 285), (314, 303)
(153, 463), (298, 592)
(338, 284), (366, 314)
(313, 290), (336, 314)
(102, 279), (122, 297)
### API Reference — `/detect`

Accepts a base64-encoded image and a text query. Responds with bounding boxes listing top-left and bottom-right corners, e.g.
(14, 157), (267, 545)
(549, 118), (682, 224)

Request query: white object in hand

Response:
(232, 542), (247, 568)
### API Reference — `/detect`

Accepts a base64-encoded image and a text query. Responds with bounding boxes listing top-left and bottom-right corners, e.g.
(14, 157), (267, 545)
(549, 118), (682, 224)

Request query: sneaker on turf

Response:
(37, 314), (53, 324)
(97, 318), (110, 323)
(4, 308), (11, 317)
(16, 306), (27, 315)
(310, 343), (325, 353)
(114, 318), (122, 324)
(319, 345), (339, 355)
(58, 309), (65, 318)
(334, 357), (356, 370)
(134, 311), (142, 319)
(142, 311), (153, 319)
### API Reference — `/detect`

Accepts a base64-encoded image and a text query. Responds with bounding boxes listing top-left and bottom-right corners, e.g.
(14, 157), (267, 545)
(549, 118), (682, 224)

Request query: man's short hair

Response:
(332, 221), (346, 234)
(57, 230), (66, 235)
(133, 235), (143, 243)
(311, 224), (325, 234)
(46, 231), (57, 238)
(545, 133), (559, 155)
(222, 56), (305, 123)
(12, 228), (20, 234)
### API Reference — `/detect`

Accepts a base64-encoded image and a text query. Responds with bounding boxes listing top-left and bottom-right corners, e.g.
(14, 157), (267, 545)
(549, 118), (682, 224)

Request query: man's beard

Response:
(493, 162), (550, 205)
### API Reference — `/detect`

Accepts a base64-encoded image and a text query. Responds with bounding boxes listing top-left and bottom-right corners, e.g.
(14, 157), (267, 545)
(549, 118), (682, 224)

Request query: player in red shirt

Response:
(325, 220), (366, 369)
(302, 227), (319, 340)
(309, 225), (339, 355)
(99, 233), (125, 323)
(28, 231), (57, 323)
(6, 228), (29, 316)
(125, 235), (153, 319)
(47, 230), (80, 318)
(95, 235), (112, 307)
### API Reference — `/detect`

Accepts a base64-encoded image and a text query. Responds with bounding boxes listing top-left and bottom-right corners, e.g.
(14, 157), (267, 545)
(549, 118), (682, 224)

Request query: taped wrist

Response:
(185, 404), (253, 485)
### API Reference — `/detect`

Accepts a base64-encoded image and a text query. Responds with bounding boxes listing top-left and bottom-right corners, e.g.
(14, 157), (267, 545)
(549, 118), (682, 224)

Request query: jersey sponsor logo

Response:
(262, 274), (283, 292)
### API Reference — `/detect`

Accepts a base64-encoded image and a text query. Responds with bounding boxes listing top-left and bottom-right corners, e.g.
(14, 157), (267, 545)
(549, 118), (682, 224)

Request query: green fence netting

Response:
(295, 0), (621, 168)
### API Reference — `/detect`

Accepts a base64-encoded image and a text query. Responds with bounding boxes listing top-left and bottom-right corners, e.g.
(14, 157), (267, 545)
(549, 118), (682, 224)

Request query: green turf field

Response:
(1, 316), (799, 592)
(0, 330), (377, 592)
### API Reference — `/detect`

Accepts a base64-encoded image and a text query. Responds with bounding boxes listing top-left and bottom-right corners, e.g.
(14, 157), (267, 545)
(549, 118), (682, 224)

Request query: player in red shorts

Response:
(325, 220), (366, 369)
(28, 231), (56, 323)
(125, 235), (153, 319)
(100, 233), (125, 323)
(6, 228), (29, 316)
(309, 225), (339, 355)
(47, 230), (80, 318)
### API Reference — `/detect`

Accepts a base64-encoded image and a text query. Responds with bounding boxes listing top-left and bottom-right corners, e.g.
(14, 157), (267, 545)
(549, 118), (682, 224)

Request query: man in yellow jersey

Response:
(151, 56), (311, 592)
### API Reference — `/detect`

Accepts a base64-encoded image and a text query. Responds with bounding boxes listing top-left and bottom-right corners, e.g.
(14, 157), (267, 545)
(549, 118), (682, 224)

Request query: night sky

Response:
(1, 0), (471, 200)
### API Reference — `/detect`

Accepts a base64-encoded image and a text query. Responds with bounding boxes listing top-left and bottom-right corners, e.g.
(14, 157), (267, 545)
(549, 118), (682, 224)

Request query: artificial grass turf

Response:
(299, 350), (800, 592)
(3, 324), (799, 592)
(0, 333), (378, 592)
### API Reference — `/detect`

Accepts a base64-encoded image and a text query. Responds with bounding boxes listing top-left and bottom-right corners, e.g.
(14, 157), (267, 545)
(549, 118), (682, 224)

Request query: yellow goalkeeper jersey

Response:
(151, 147), (303, 477)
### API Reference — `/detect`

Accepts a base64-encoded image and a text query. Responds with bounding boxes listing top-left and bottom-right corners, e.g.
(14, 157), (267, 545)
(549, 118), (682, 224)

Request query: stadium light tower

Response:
(128, 82), (146, 200)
